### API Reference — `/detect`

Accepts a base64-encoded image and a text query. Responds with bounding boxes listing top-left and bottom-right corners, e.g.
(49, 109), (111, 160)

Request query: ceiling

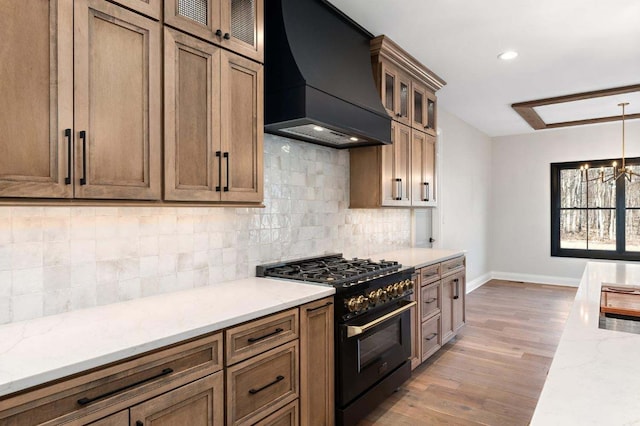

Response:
(327, 0), (640, 137)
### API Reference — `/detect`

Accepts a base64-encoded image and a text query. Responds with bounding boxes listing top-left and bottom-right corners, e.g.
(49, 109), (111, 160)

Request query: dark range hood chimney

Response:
(264, 0), (391, 149)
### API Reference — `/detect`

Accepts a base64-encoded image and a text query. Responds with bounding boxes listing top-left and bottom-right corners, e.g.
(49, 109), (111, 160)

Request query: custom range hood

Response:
(264, 0), (391, 148)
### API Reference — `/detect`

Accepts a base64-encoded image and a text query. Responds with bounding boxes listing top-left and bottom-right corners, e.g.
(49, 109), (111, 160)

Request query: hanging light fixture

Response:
(581, 102), (639, 183)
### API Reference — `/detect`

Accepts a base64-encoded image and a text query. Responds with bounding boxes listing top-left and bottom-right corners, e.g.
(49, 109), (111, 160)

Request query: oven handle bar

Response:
(346, 301), (416, 338)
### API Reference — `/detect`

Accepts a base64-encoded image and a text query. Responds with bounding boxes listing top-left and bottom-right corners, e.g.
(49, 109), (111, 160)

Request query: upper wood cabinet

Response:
(350, 35), (444, 209)
(165, 0), (264, 62)
(165, 28), (263, 203)
(371, 35), (444, 134)
(0, 0), (73, 198)
(0, 0), (161, 201)
(74, 0), (161, 200)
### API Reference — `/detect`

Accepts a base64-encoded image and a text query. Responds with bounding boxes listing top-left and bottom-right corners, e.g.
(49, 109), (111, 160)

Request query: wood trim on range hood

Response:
(512, 84), (640, 130)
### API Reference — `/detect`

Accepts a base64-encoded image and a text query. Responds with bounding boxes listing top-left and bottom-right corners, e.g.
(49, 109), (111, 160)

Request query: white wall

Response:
(0, 135), (412, 325)
(491, 120), (640, 284)
(437, 109), (493, 287)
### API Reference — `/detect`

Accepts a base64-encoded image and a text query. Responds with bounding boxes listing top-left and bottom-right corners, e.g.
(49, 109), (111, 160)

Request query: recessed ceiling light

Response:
(349, 137), (358, 142)
(498, 50), (518, 61)
(313, 126), (324, 131)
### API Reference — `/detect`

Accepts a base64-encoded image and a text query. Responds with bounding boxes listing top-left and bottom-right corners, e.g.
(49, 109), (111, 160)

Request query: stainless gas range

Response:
(257, 254), (415, 425)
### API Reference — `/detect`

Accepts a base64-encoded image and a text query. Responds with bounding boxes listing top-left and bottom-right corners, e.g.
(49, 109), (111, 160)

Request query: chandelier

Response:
(580, 102), (638, 183)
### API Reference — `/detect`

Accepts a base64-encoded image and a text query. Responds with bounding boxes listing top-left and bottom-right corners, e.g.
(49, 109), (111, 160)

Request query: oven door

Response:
(336, 299), (415, 407)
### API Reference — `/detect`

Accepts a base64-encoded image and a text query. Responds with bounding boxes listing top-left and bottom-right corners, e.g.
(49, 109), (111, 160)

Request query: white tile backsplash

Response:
(0, 135), (411, 324)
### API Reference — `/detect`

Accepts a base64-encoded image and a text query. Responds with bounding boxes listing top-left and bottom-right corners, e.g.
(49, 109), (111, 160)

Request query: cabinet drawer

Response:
(419, 263), (441, 285)
(226, 309), (299, 366)
(421, 314), (441, 361)
(441, 256), (465, 277)
(253, 399), (299, 426)
(0, 333), (223, 426)
(421, 282), (440, 320)
(226, 340), (299, 426)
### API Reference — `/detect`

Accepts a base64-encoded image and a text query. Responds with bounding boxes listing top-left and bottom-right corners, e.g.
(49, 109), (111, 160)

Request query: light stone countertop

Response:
(372, 248), (465, 270)
(0, 247), (462, 399)
(0, 277), (334, 398)
(531, 261), (640, 425)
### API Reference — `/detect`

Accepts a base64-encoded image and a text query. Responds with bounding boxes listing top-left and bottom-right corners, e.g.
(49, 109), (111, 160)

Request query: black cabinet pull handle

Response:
(77, 368), (173, 406)
(79, 131), (87, 185)
(215, 151), (222, 192)
(453, 278), (459, 300)
(223, 32), (230, 40)
(395, 178), (402, 200)
(424, 298), (436, 304)
(64, 128), (72, 185)
(215, 29), (223, 37)
(223, 152), (229, 192)
(423, 182), (429, 202)
(395, 112), (401, 117)
(249, 375), (285, 395)
(425, 332), (437, 341)
(247, 327), (284, 343)
(136, 422), (143, 426)
(306, 301), (333, 312)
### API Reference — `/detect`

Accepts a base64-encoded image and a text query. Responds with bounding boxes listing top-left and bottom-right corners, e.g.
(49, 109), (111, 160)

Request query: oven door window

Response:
(358, 320), (401, 370)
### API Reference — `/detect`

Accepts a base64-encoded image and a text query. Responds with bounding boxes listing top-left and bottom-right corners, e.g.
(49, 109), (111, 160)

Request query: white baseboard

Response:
(466, 272), (492, 293)
(490, 271), (580, 287)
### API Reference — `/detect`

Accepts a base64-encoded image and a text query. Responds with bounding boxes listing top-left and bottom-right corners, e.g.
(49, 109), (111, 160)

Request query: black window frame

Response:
(551, 156), (640, 261)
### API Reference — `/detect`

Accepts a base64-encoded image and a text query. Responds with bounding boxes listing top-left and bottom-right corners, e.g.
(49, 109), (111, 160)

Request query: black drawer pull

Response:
(247, 327), (284, 343)
(215, 151), (222, 191)
(306, 301), (333, 312)
(425, 333), (437, 341)
(249, 375), (285, 395)
(79, 130), (87, 185)
(424, 298), (436, 304)
(136, 422), (143, 426)
(223, 152), (229, 192)
(64, 128), (72, 184)
(77, 368), (173, 406)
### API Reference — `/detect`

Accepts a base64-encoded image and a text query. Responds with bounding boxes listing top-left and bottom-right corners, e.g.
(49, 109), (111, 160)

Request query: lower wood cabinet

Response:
(411, 256), (465, 368)
(0, 298), (334, 426)
(300, 297), (334, 426)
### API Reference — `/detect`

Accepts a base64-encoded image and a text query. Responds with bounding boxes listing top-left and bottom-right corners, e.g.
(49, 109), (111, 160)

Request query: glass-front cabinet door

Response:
(165, 0), (263, 62)
(379, 63), (411, 126)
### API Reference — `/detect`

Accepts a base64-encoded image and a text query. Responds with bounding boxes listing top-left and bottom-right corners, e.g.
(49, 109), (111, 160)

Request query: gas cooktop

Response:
(256, 253), (402, 287)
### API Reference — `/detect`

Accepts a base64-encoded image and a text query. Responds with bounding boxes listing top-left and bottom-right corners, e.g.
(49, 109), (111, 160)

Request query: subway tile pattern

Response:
(0, 135), (410, 324)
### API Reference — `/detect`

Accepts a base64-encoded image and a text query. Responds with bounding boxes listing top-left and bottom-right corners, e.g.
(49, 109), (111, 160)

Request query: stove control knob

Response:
(346, 297), (359, 313)
(358, 295), (369, 310)
(393, 283), (401, 295)
(367, 290), (379, 304)
(397, 282), (406, 294)
(379, 289), (388, 302)
(406, 279), (414, 290)
(386, 284), (395, 296)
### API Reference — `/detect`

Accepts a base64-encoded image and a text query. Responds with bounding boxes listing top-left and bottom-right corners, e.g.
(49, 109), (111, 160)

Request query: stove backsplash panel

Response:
(0, 134), (411, 324)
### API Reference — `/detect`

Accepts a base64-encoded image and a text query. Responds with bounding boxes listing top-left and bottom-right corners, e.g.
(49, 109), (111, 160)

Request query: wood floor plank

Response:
(358, 280), (576, 425)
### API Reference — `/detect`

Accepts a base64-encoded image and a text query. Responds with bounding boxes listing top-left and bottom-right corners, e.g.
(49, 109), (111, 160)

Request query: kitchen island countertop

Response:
(531, 261), (640, 425)
(0, 277), (334, 398)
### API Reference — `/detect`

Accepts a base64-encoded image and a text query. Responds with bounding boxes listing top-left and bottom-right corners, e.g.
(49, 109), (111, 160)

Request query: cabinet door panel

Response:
(221, 0), (264, 62)
(110, 0), (161, 20)
(0, 0), (73, 198)
(411, 130), (436, 207)
(381, 122), (410, 206)
(130, 372), (224, 426)
(74, 0), (161, 200)
(164, 28), (222, 201)
(86, 410), (129, 425)
(220, 51), (263, 203)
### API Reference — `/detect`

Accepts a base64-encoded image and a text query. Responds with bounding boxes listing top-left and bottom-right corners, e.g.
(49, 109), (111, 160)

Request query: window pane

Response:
(587, 167), (616, 208)
(560, 169), (585, 208)
(626, 165), (640, 207)
(627, 209), (640, 252)
(587, 209), (616, 250)
(560, 210), (586, 249)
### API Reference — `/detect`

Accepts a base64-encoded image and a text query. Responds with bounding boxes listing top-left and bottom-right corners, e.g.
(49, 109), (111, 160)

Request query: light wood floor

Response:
(358, 280), (577, 426)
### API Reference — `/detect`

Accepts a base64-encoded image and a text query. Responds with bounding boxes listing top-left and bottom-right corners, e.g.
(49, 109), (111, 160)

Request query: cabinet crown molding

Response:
(371, 35), (446, 93)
